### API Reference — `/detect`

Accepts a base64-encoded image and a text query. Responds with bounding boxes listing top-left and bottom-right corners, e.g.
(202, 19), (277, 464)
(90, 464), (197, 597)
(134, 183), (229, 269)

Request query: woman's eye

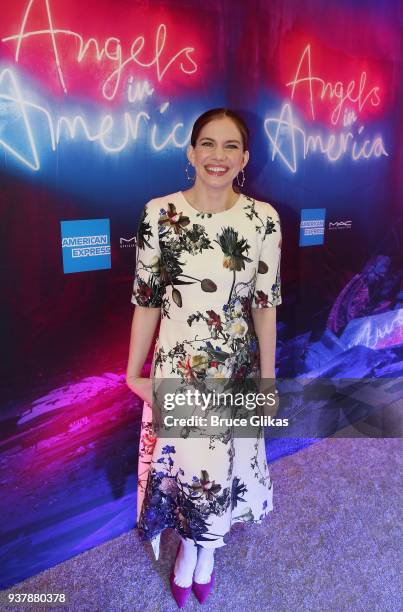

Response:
(226, 144), (238, 149)
(201, 142), (213, 147)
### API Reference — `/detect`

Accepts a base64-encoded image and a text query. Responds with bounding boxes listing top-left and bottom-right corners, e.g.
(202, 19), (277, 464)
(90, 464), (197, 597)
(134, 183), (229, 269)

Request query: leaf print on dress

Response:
(132, 207), (166, 307)
(153, 286), (260, 383)
(214, 227), (253, 303)
(251, 205), (282, 308)
(231, 476), (248, 510)
(157, 203), (217, 314)
(138, 445), (231, 545)
(137, 207), (153, 249)
(244, 195), (276, 236)
(133, 192), (281, 560)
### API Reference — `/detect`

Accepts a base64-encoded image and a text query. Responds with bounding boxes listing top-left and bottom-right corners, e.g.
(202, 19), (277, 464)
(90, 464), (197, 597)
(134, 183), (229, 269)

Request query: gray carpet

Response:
(2, 432), (401, 612)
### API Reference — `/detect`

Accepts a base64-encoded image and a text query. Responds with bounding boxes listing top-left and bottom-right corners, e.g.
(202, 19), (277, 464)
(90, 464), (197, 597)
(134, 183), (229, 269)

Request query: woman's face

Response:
(187, 117), (249, 189)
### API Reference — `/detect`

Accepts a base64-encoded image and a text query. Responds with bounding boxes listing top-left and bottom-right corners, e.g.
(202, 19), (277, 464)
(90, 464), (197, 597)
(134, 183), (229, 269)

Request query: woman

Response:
(126, 108), (282, 607)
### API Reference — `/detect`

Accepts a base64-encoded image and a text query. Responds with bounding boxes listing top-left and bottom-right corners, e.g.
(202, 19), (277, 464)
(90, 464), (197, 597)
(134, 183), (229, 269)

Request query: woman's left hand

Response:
(259, 378), (280, 418)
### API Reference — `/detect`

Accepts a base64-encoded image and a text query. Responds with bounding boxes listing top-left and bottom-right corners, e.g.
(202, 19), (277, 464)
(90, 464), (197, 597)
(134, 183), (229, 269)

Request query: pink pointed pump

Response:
(170, 542), (193, 608)
(192, 567), (215, 604)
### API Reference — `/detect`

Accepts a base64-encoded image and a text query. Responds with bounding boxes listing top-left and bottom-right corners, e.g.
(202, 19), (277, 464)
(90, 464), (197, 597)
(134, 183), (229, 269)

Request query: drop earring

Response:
(237, 168), (245, 188)
(185, 161), (196, 181)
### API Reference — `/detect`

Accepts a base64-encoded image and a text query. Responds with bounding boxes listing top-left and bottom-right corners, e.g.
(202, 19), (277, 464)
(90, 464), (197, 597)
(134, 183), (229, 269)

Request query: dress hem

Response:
(136, 505), (274, 561)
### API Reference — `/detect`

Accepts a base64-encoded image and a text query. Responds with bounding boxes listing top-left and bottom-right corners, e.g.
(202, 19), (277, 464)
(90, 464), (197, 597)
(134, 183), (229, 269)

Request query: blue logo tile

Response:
(299, 208), (326, 246)
(61, 219), (111, 273)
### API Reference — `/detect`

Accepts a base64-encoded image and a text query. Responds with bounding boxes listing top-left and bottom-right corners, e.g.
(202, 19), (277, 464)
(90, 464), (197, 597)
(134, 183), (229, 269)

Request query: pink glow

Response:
(0, 0), (212, 104)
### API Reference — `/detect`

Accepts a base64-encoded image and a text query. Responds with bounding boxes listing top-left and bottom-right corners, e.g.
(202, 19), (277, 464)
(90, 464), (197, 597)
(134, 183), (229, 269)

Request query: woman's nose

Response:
(213, 147), (226, 159)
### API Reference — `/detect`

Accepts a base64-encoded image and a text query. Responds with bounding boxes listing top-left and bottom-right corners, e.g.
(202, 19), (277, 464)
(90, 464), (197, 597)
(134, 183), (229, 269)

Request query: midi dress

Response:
(131, 190), (282, 560)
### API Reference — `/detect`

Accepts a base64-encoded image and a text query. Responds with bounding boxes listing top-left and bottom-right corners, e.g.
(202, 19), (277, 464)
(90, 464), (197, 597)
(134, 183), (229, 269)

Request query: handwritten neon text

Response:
(286, 44), (381, 125)
(349, 310), (403, 350)
(2, 0), (198, 100)
(0, 68), (192, 171)
(264, 102), (388, 173)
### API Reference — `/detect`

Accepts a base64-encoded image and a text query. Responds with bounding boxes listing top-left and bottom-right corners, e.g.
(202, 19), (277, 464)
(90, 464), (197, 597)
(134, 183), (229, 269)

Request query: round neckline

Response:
(178, 190), (243, 216)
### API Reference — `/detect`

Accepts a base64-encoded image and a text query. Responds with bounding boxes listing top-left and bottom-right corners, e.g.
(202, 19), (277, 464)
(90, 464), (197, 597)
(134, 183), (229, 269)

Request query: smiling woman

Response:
(126, 108), (282, 606)
(186, 108), (250, 201)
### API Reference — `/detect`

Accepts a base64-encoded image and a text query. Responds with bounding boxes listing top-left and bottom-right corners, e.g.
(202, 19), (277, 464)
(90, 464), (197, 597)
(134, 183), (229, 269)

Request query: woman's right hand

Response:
(126, 376), (153, 406)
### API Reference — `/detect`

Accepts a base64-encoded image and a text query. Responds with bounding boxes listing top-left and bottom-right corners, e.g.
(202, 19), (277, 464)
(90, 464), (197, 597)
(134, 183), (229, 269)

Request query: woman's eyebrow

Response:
(200, 137), (241, 143)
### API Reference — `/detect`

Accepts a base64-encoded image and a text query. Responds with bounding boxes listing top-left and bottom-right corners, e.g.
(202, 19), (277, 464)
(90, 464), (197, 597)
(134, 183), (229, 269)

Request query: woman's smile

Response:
(204, 164), (229, 176)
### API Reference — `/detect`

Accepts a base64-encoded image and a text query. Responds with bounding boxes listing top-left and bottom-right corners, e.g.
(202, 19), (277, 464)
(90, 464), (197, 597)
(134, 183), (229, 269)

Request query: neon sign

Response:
(0, 68), (192, 170)
(264, 44), (388, 172)
(264, 102), (387, 173)
(0, 4), (391, 174)
(0, 0), (199, 170)
(2, 0), (198, 101)
(346, 309), (403, 350)
(286, 44), (381, 126)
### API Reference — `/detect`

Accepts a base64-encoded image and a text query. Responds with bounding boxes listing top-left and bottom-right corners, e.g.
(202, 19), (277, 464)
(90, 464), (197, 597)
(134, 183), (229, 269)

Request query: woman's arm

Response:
(126, 305), (161, 378)
(251, 306), (279, 416)
(251, 306), (277, 379)
(126, 305), (161, 402)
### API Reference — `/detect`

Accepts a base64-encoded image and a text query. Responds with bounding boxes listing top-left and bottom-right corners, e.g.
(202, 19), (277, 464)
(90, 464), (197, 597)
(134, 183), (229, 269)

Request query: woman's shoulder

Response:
(145, 191), (181, 210)
(242, 193), (281, 220)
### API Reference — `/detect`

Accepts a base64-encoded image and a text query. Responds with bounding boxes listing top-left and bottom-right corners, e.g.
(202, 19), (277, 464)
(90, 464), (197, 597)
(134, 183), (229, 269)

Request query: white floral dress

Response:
(131, 190), (282, 560)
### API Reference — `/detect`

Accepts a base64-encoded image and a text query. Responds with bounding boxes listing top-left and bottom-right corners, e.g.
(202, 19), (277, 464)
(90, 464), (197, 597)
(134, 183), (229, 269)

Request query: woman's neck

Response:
(183, 182), (239, 212)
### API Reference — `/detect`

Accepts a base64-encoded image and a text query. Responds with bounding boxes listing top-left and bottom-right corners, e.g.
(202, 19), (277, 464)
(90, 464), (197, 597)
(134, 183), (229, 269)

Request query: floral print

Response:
(132, 191), (282, 559)
(139, 445), (232, 544)
(137, 437), (272, 548)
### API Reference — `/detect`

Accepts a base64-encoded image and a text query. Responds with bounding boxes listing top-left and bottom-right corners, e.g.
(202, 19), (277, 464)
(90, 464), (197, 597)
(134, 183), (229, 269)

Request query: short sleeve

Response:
(131, 201), (165, 307)
(252, 207), (282, 308)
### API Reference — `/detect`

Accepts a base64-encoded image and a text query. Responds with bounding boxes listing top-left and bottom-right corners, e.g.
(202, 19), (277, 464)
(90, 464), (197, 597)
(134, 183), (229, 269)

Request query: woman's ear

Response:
(187, 144), (195, 165)
(242, 149), (250, 169)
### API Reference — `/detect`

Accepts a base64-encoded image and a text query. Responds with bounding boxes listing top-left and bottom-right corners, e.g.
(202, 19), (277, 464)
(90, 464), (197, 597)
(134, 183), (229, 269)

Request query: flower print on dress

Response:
(254, 289), (269, 308)
(190, 470), (222, 501)
(132, 206), (166, 307)
(206, 310), (223, 339)
(158, 202), (190, 234)
(155, 286), (261, 384)
(132, 192), (282, 559)
(214, 227), (253, 303)
(178, 223), (213, 255)
(138, 445), (231, 545)
(157, 203), (217, 314)
(271, 263), (282, 304)
(205, 362), (231, 379)
(177, 352), (210, 383)
(141, 429), (157, 455)
(225, 316), (248, 340)
(190, 294), (257, 368)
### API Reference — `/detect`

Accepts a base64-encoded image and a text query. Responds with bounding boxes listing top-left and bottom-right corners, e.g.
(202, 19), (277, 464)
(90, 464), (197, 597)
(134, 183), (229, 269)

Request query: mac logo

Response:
(328, 220), (352, 230)
(120, 236), (136, 248)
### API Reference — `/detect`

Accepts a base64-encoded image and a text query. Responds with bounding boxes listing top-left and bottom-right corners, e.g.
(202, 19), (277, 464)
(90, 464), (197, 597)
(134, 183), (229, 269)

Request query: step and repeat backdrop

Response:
(1, 0), (401, 588)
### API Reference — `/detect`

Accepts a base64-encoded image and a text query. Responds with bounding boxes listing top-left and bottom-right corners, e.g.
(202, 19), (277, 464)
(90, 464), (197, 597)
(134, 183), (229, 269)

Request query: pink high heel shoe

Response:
(170, 542), (193, 608)
(192, 568), (215, 604)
